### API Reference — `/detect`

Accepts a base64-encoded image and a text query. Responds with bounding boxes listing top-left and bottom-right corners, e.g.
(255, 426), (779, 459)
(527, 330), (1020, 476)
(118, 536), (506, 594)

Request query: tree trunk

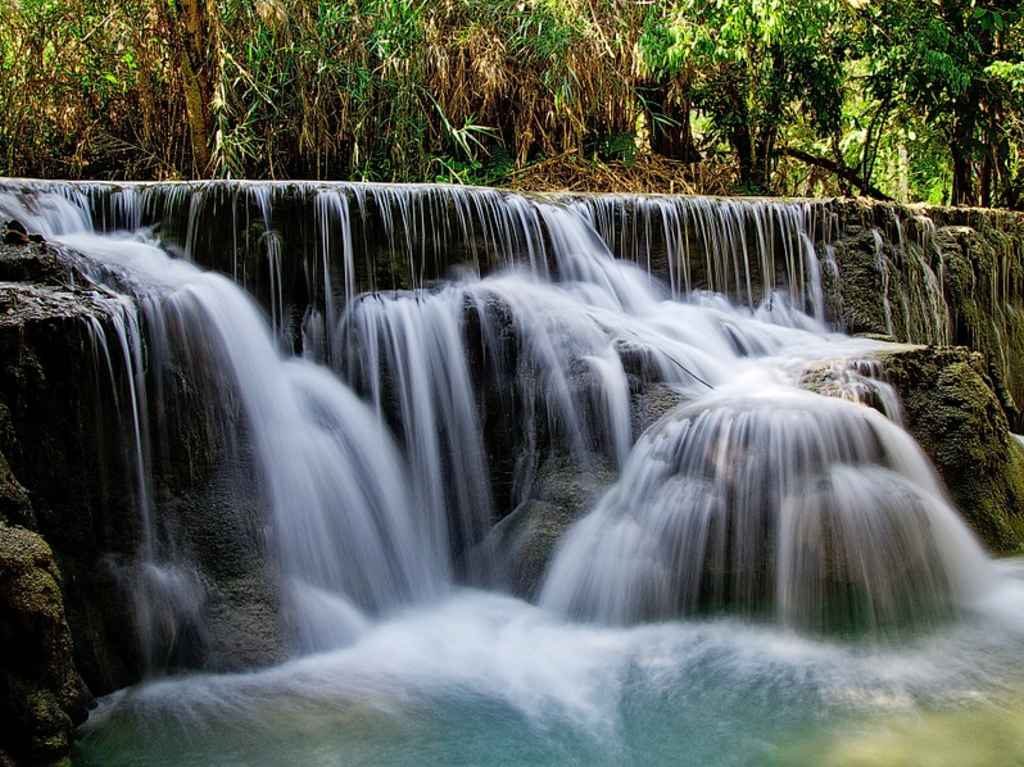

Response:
(747, 47), (786, 194)
(751, 126), (776, 193)
(157, 0), (219, 176)
(950, 105), (977, 207)
(732, 124), (754, 189)
(718, 75), (754, 190)
(647, 83), (700, 163)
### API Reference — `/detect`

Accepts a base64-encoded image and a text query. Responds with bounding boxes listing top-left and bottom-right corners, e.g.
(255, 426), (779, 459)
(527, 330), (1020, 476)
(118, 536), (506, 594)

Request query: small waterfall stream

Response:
(1, 180), (1022, 766)
(79, 234), (446, 650)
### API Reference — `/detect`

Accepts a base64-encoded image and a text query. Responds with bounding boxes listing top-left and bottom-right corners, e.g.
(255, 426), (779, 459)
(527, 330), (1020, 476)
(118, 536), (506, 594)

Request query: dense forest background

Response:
(1, 0), (1022, 206)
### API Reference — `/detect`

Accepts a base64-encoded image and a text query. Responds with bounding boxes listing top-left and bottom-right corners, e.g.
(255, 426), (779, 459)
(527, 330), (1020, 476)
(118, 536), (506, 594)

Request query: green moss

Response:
(877, 346), (1024, 551)
(0, 524), (87, 765)
(822, 203), (1024, 426)
(824, 228), (892, 337)
(1005, 443), (1024, 554)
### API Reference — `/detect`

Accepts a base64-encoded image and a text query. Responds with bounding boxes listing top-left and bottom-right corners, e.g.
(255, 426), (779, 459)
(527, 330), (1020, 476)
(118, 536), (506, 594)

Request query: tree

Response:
(859, 0), (1023, 206)
(638, 0), (848, 192)
(155, 0), (221, 175)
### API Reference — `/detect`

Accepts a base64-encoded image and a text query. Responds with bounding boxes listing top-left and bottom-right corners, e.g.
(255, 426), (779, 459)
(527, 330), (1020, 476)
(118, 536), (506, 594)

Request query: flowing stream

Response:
(1, 181), (1023, 766)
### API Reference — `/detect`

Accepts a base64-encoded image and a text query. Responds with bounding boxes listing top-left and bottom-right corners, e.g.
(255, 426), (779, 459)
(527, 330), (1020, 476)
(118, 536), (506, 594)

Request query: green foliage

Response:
(855, 0), (1024, 205)
(0, 0), (1021, 207)
(638, 0), (848, 190)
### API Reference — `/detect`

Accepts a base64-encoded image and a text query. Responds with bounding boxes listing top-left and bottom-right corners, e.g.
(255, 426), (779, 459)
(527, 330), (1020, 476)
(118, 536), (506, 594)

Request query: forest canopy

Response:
(1, 0), (1022, 207)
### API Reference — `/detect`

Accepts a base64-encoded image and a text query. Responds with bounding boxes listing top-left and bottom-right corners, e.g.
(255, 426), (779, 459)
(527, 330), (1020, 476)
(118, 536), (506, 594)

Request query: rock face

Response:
(482, 450), (617, 599)
(801, 344), (1024, 552)
(483, 384), (686, 599)
(0, 244), (145, 694)
(821, 201), (1024, 428)
(807, 201), (1024, 550)
(0, 524), (90, 766)
(875, 346), (1024, 551)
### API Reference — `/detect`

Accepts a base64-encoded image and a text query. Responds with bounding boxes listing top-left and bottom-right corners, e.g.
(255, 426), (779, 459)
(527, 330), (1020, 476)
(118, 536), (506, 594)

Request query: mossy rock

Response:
(875, 346), (1024, 552)
(0, 524), (90, 766)
(479, 450), (617, 599)
(823, 227), (892, 337)
(819, 202), (1024, 428)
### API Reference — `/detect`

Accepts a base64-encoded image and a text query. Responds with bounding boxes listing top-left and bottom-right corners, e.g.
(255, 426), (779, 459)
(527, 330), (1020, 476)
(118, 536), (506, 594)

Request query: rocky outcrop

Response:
(481, 450), (617, 599)
(875, 345), (1024, 551)
(821, 201), (1024, 427)
(482, 383), (686, 599)
(802, 344), (1024, 552)
(0, 244), (145, 694)
(0, 524), (90, 766)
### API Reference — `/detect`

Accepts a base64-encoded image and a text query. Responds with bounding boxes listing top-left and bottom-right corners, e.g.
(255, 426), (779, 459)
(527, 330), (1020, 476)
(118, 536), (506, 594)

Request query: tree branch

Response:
(779, 147), (893, 201)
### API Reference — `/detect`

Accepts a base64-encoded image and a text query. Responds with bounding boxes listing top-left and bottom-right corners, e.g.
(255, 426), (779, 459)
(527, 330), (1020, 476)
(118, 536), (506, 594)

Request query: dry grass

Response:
(505, 152), (738, 195)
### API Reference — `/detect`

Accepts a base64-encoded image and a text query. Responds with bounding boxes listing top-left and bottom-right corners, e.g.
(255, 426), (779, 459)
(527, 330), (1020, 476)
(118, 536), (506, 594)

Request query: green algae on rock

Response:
(0, 524), (90, 767)
(876, 345), (1024, 552)
(802, 343), (1024, 552)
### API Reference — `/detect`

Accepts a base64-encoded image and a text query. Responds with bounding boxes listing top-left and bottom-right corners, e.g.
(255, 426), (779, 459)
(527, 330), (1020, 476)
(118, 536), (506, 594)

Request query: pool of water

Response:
(75, 568), (1024, 767)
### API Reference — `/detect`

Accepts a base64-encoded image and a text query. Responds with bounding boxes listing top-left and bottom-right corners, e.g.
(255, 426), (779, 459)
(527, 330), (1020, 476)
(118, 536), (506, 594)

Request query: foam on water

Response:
(73, 585), (1024, 767)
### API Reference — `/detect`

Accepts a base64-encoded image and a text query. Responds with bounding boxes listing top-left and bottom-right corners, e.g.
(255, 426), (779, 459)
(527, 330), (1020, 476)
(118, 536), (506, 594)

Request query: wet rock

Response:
(806, 344), (1024, 551)
(0, 524), (91, 767)
(0, 254), (146, 694)
(933, 223), (1024, 423)
(482, 450), (616, 599)
(875, 345), (1024, 551)
(476, 382), (683, 599)
(820, 200), (1024, 427)
(630, 382), (686, 439)
(202, 572), (285, 671)
(0, 241), (285, 700)
(0, 409), (33, 529)
(2, 220), (29, 246)
(823, 227), (895, 337)
(0, 242), (66, 285)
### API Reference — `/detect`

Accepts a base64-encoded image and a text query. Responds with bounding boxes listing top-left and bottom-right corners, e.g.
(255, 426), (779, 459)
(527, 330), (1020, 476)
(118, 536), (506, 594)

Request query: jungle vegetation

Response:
(1, 0), (1022, 206)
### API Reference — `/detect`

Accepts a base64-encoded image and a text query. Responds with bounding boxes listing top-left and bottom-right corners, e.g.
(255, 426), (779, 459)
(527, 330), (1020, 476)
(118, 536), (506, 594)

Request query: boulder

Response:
(0, 524), (91, 767)
(482, 450), (617, 599)
(478, 379), (688, 599)
(802, 344), (1024, 551)
(876, 345), (1024, 551)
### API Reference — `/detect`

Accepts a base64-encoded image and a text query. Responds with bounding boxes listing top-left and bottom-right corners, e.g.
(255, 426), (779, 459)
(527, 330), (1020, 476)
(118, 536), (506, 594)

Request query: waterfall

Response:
(90, 231), (447, 647)
(0, 180), (846, 332)
(333, 197), (833, 570)
(6, 178), (1024, 767)
(2, 189), (448, 660)
(0, 179), (1001, 644)
(539, 383), (989, 632)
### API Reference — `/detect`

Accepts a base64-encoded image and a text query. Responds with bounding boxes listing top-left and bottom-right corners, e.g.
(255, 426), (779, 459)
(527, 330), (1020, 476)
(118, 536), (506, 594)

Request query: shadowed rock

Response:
(0, 524), (91, 766)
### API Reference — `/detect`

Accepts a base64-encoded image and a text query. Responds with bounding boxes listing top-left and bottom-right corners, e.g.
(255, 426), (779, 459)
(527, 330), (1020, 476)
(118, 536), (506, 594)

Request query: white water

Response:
(75, 583), (1024, 766)
(5, 194), (449, 654)
(1, 181), (1022, 765)
(541, 384), (988, 631)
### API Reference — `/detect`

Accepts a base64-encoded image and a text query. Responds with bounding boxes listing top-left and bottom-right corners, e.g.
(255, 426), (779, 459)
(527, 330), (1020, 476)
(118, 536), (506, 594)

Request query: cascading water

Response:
(2, 190), (447, 658)
(540, 383), (988, 632)
(1, 180), (1023, 767)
